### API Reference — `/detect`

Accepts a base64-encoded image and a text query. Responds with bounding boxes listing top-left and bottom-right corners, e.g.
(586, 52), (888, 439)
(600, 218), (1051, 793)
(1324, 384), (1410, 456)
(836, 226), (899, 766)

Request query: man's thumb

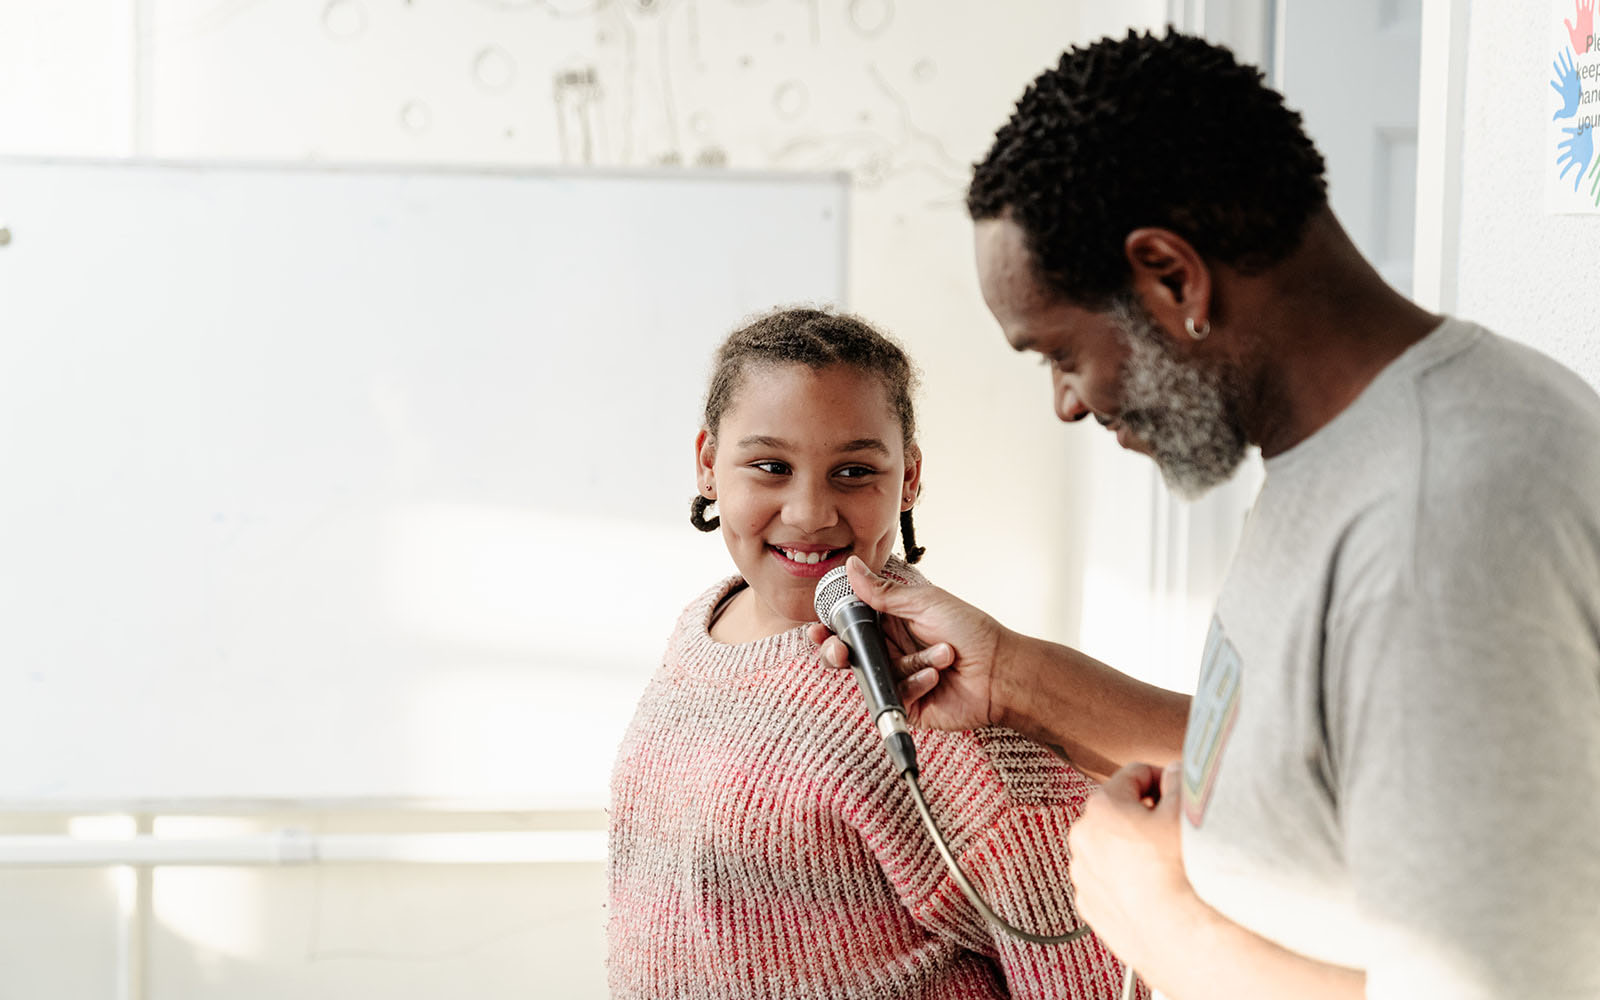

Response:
(844, 555), (892, 609)
(1160, 760), (1182, 804)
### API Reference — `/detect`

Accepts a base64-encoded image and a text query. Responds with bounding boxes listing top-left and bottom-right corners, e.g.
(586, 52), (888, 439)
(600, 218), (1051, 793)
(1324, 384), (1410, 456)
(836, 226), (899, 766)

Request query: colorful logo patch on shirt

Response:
(1182, 616), (1242, 828)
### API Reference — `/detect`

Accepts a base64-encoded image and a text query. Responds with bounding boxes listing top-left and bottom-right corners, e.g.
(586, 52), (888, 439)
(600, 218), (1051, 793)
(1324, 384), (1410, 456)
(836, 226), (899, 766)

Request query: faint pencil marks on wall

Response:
(847, 0), (892, 38)
(771, 63), (966, 202)
(468, 0), (556, 10)
(473, 46), (517, 92)
(800, 0), (821, 43)
(183, 0), (274, 36)
(399, 100), (432, 134)
(687, 111), (728, 166)
(773, 81), (808, 120)
(606, 0), (687, 166)
(554, 67), (606, 164)
(547, 0), (608, 12)
(290, 0), (959, 194)
(651, 0), (686, 162)
(322, 0), (367, 40)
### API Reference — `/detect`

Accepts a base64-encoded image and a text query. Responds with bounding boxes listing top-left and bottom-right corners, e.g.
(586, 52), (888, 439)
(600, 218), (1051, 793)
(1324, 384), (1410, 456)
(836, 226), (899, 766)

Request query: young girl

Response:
(608, 307), (1139, 999)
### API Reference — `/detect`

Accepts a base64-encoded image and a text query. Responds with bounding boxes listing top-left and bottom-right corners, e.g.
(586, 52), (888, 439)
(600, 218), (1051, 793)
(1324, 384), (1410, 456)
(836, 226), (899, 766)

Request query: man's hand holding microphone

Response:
(804, 555), (1007, 735)
(807, 555), (1205, 998)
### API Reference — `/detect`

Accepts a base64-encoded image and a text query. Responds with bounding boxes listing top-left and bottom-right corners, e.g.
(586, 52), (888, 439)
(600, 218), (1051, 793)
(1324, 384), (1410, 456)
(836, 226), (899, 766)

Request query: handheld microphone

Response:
(813, 565), (1098, 950)
(814, 565), (919, 777)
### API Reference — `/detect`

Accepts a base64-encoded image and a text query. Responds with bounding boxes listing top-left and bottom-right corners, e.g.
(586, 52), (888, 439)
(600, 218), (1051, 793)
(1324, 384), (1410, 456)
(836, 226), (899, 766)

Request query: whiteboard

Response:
(0, 158), (847, 811)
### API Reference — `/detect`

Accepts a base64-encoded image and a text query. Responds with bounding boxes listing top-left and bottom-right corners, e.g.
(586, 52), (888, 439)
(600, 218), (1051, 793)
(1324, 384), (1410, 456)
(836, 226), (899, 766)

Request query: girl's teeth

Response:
(783, 548), (829, 564)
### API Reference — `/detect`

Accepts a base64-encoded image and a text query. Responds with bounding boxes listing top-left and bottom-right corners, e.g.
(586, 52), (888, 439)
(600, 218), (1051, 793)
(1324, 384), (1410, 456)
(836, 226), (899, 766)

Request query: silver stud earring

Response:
(1185, 317), (1211, 341)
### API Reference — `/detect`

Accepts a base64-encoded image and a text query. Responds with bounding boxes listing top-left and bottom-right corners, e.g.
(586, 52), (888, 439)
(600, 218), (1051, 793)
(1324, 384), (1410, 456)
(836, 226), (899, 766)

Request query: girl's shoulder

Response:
(879, 554), (926, 588)
(661, 573), (817, 679)
(673, 573), (743, 638)
(913, 724), (1095, 813)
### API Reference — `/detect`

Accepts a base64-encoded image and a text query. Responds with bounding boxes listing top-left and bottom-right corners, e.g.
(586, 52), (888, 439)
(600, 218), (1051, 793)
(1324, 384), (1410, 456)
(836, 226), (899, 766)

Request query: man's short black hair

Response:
(968, 29), (1328, 309)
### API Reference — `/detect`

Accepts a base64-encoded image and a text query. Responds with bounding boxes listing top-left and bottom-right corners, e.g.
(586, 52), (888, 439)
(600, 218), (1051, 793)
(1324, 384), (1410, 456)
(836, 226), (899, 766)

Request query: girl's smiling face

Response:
(695, 362), (920, 641)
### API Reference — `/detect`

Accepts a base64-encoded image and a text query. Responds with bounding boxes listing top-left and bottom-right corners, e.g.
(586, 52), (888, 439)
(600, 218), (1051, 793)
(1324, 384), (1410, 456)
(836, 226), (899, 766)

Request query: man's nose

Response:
(1053, 370), (1092, 423)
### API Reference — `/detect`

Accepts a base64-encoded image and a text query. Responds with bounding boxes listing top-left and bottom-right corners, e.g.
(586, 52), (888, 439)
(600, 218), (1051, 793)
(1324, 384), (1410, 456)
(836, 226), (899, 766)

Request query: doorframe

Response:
(1414, 0), (1472, 313)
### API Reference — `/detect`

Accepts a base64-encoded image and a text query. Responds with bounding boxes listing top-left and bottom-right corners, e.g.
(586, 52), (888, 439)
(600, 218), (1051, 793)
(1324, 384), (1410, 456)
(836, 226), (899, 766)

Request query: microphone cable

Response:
(814, 566), (1140, 998)
(900, 766), (1089, 945)
(898, 747), (1140, 1000)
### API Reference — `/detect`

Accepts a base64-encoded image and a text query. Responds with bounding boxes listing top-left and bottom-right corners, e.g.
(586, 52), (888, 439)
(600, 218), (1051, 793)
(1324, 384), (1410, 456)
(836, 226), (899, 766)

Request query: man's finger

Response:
(1104, 761), (1165, 803)
(902, 667), (939, 705)
(902, 642), (953, 673)
(806, 625), (855, 671)
(816, 635), (850, 670)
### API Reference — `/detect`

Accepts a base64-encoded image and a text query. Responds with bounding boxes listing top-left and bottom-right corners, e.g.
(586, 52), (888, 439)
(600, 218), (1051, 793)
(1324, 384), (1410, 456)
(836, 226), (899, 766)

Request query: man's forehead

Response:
(974, 217), (1025, 274)
(975, 217), (1055, 338)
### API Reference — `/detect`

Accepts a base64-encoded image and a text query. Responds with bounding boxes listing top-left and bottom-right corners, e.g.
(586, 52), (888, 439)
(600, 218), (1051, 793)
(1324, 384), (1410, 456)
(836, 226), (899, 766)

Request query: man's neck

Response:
(1229, 211), (1441, 458)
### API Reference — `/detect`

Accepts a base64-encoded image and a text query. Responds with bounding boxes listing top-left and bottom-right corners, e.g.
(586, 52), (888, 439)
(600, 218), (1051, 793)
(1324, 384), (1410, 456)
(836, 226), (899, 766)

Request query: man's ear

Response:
(901, 443), (923, 511)
(1124, 227), (1213, 345)
(694, 429), (716, 491)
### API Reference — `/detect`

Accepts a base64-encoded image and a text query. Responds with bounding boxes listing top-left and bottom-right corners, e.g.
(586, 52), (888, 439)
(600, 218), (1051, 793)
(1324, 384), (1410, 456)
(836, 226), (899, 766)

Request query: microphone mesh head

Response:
(813, 565), (857, 624)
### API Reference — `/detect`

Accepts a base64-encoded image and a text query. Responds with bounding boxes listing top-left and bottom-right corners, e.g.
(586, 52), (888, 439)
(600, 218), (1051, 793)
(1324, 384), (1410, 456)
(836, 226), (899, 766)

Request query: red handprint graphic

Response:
(1566, 0), (1595, 55)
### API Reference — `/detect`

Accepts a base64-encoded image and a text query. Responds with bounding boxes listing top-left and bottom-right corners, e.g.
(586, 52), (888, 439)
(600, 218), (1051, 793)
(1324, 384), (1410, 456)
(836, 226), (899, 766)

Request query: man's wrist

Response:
(988, 626), (1048, 740)
(1132, 883), (1217, 993)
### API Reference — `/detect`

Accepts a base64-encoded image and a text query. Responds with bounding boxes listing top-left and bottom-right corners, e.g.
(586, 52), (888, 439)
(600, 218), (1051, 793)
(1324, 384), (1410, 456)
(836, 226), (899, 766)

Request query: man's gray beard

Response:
(1110, 297), (1248, 499)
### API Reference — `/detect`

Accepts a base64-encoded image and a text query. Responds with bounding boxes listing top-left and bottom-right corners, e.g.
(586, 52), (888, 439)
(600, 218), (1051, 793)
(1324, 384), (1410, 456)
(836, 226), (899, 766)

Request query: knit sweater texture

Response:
(608, 559), (1139, 999)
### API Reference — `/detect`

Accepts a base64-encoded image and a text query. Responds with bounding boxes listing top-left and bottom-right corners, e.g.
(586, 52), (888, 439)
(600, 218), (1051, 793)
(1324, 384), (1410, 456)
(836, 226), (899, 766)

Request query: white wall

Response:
(1452, 0), (1600, 385)
(0, 2), (1170, 997)
(83, 0), (1177, 645)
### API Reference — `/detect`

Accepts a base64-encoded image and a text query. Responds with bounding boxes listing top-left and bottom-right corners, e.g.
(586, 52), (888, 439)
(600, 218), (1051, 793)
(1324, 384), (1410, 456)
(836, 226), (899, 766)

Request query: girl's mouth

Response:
(767, 544), (849, 576)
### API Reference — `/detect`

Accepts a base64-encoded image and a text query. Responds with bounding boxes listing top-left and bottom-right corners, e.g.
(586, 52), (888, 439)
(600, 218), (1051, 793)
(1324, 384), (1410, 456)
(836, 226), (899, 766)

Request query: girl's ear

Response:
(901, 443), (923, 511)
(694, 429), (716, 492)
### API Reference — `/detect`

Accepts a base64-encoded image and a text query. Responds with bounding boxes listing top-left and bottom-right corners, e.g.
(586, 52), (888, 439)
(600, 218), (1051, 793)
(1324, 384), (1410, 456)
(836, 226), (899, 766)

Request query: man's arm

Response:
(990, 631), (1189, 780)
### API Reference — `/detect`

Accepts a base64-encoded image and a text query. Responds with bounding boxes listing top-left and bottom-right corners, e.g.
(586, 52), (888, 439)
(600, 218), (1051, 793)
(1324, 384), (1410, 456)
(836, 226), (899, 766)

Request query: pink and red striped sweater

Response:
(607, 560), (1140, 999)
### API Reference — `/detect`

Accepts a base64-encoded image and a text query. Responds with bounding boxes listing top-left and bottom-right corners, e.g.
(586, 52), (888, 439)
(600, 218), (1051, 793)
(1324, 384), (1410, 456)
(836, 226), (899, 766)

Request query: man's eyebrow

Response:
(735, 435), (890, 455)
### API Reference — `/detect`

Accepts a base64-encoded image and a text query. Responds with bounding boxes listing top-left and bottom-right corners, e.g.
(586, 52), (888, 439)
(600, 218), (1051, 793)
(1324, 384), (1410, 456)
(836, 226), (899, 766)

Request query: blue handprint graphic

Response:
(1553, 48), (1581, 120)
(1559, 124), (1595, 191)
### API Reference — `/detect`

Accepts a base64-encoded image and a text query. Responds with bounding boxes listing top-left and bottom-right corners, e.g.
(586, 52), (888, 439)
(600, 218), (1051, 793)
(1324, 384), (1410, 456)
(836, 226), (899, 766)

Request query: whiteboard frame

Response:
(0, 156), (850, 813)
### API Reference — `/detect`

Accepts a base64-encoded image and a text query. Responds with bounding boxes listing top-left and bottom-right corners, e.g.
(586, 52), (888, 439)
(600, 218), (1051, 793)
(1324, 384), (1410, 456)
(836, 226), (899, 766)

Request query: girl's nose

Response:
(783, 479), (839, 533)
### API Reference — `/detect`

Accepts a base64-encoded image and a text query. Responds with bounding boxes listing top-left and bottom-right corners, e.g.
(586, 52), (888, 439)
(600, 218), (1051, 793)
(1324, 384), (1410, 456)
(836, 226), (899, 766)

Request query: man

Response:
(810, 29), (1600, 1000)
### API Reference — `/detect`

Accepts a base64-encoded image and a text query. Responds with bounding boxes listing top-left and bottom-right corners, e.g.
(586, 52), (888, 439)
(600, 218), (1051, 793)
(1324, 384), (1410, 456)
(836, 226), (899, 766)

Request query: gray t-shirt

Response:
(1180, 318), (1600, 998)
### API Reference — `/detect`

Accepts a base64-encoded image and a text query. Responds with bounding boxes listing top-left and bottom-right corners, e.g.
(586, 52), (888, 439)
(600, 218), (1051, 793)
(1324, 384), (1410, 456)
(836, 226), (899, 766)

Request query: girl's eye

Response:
(751, 460), (790, 475)
(836, 465), (877, 480)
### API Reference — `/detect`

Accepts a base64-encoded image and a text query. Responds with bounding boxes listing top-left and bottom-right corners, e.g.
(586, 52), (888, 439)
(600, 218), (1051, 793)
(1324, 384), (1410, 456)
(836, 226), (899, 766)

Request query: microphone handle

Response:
(833, 603), (918, 777)
(835, 605), (905, 720)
